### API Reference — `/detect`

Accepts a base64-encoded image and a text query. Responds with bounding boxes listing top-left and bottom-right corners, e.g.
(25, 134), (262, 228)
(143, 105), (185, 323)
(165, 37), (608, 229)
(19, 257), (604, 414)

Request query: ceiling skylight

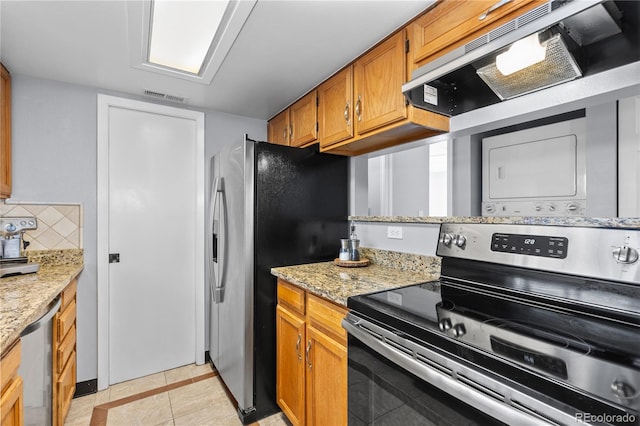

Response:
(148, 0), (228, 75)
(128, 0), (256, 85)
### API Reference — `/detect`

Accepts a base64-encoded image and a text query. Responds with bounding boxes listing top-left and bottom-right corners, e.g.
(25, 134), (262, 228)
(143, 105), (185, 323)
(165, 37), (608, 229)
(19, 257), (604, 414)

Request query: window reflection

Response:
(367, 141), (448, 217)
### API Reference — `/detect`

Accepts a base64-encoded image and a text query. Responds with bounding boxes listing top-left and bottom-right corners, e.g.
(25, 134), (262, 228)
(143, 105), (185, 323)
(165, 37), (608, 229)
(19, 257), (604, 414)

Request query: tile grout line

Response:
(88, 371), (218, 426)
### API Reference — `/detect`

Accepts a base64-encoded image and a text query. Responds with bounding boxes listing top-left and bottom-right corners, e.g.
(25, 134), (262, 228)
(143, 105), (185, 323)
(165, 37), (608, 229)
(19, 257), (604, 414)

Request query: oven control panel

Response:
(490, 233), (568, 258)
(436, 223), (639, 285)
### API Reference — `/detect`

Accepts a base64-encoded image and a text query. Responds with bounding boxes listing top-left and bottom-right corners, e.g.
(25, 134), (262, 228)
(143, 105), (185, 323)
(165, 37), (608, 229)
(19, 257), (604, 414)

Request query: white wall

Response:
(355, 222), (441, 256)
(9, 74), (266, 382)
(618, 95), (640, 216)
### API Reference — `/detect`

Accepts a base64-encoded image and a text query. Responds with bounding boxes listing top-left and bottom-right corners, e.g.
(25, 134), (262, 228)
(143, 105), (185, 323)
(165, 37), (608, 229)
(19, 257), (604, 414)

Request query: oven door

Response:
(343, 314), (579, 426)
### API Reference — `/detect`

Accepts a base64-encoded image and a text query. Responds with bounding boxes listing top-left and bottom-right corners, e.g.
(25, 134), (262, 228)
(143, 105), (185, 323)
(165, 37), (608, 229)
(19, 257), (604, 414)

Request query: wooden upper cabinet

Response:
(318, 67), (353, 148)
(1, 63), (12, 199)
(289, 90), (318, 147)
(354, 31), (407, 136)
(268, 109), (290, 146)
(408, 0), (544, 72)
(321, 29), (449, 156)
(268, 90), (318, 148)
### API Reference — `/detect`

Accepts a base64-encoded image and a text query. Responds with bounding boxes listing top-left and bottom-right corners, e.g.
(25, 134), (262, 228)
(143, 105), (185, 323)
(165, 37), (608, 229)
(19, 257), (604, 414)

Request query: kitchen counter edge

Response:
(349, 216), (640, 228)
(271, 261), (440, 307)
(0, 263), (83, 353)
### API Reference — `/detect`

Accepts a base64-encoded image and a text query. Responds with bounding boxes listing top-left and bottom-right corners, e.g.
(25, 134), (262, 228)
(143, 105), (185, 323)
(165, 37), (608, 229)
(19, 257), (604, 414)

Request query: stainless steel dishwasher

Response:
(18, 297), (61, 426)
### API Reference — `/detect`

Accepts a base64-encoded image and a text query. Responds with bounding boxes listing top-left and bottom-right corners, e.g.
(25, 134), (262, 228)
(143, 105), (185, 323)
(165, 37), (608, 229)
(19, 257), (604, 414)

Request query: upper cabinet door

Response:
(354, 31), (407, 136)
(408, 0), (542, 71)
(268, 109), (290, 146)
(318, 66), (353, 149)
(289, 90), (318, 148)
(1, 63), (11, 199)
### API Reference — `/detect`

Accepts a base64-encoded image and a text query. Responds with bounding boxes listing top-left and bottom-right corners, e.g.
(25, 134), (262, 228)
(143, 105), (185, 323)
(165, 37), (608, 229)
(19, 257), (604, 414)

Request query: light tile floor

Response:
(64, 363), (291, 426)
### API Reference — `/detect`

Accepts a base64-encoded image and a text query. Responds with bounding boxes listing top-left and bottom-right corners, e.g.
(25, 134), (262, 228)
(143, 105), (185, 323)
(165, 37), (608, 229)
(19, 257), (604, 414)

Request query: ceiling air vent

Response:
(142, 89), (188, 104)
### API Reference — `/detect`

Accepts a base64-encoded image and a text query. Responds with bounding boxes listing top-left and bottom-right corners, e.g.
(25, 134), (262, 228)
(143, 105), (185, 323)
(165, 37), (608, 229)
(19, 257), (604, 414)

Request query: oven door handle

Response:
(342, 315), (573, 426)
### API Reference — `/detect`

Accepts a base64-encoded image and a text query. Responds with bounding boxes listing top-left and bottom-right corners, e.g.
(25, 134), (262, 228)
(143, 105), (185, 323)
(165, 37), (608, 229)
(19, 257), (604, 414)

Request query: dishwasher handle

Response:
(20, 297), (61, 337)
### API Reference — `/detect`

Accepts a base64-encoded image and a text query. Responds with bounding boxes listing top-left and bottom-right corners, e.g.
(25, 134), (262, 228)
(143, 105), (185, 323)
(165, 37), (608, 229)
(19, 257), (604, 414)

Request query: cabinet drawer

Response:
(56, 300), (76, 343)
(307, 294), (348, 345)
(0, 340), (20, 390)
(409, 0), (542, 69)
(55, 351), (75, 426)
(277, 279), (305, 316)
(56, 325), (76, 374)
(60, 279), (77, 310)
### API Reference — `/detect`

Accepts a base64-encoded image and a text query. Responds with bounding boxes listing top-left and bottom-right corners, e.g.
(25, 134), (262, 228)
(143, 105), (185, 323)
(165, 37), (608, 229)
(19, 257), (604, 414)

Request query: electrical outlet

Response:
(387, 226), (403, 239)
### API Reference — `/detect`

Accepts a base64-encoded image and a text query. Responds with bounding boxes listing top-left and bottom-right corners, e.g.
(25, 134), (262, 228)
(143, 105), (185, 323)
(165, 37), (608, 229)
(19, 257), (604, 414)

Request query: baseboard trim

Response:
(75, 379), (98, 398)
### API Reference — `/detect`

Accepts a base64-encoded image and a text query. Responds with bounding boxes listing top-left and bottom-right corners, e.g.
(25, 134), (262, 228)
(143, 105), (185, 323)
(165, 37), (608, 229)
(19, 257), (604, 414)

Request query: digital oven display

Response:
(491, 233), (568, 259)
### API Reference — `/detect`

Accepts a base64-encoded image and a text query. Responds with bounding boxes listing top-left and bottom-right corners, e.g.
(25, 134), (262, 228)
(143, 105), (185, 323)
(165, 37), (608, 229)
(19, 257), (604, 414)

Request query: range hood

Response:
(403, 0), (640, 117)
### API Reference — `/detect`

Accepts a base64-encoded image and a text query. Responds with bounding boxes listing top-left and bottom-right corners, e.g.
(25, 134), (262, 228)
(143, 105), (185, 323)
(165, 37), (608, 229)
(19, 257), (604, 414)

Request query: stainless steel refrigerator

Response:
(207, 135), (349, 423)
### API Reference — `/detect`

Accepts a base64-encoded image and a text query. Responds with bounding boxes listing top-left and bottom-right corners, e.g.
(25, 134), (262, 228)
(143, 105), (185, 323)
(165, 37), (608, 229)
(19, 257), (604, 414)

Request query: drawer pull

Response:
(479, 0), (513, 20)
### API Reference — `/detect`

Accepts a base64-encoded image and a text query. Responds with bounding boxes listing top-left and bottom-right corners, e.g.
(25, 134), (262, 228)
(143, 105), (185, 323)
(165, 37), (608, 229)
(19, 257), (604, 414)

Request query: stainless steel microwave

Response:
(482, 117), (586, 216)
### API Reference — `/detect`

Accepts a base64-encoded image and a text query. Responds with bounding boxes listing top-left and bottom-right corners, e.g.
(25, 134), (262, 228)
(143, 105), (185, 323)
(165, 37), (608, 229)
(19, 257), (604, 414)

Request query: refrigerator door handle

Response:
(209, 177), (225, 304)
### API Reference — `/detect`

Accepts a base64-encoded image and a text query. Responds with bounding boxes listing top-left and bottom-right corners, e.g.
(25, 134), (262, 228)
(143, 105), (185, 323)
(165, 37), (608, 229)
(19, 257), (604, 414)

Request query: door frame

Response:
(96, 94), (205, 390)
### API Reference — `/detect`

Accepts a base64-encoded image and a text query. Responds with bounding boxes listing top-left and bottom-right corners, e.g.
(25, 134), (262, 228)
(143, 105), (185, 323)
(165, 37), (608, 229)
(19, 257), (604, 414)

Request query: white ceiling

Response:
(0, 0), (432, 120)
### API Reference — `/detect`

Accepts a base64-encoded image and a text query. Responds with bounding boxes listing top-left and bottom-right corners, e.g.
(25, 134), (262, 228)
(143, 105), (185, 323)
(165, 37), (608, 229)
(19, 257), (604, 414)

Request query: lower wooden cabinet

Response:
(276, 305), (306, 425)
(305, 326), (347, 426)
(0, 341), (23, 426)
(53, 279), (77, 426)
(276, 279), (348, 426)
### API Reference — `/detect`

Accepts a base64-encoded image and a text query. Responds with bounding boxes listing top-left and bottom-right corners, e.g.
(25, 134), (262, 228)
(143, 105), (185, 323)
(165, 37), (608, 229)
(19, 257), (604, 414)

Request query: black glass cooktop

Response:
(348, 275), (640, 366)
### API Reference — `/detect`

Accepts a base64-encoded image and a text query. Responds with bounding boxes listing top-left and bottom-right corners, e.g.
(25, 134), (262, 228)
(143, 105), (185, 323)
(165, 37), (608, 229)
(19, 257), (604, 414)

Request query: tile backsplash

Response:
(0, 202), (83, 250)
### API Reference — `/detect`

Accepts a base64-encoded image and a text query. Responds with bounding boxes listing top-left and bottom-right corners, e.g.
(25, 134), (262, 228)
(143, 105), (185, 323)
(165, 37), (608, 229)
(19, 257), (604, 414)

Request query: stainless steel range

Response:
(343, 223), (639, 425)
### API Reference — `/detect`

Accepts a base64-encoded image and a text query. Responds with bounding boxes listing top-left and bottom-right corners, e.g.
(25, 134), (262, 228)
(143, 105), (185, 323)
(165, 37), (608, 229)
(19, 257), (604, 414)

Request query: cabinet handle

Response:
(282, 127), (287, 141)
(306, 340), (312, 369)
(344, 101), (351, 127)
(479, 0), (513, 20)
(355, 95), (362, 122)
(289, 124), (293, 141)
(295, 334), (302, 361)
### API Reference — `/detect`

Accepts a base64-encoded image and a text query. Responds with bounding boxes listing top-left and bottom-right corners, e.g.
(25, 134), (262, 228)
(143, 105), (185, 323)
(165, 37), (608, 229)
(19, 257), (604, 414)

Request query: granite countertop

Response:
(349, 216), (640, 229)
(0, 262), (83, 353)
(271, 259), (440, 306)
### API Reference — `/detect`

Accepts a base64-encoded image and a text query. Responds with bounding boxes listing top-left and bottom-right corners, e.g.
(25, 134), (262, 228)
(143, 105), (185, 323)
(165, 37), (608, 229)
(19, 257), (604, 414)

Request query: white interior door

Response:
(97, 95), (204, 387)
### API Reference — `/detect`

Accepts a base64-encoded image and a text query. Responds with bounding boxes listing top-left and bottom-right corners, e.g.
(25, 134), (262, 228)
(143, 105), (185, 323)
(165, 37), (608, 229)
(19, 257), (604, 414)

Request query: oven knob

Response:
(485, 204), (495, 214)
(548, 204), (556, 212)
(534, 205), (542, 212)
(611, 380), (636, 398)
(612, 246), (639, 264)
(438, 318), (452, 332)
(452, 324), (466, 338)
(566, 202), (580, 214)
(453, 234), (467, 248)
(439, 233), (453, 246)
(4, 223), (16, 233)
